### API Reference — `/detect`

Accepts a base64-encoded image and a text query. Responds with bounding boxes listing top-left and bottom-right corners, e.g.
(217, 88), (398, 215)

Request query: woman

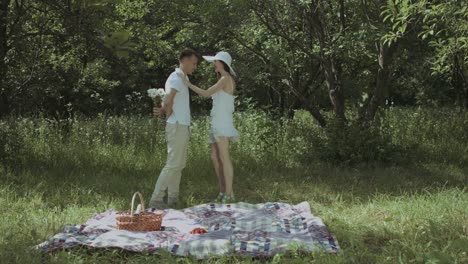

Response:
(177, 51), (239, 203)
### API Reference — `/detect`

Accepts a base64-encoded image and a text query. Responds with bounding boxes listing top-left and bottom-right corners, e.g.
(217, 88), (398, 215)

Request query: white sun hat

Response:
(202, 51), (236, 76)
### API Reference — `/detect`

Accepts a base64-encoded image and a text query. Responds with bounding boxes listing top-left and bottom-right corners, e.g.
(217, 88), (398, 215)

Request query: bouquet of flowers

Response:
(147, 88), (166, 108)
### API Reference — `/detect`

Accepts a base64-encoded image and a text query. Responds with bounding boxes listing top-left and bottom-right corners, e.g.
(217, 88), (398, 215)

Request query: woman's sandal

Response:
(211, 192), (225, 203)
(221, 194), (236, 204)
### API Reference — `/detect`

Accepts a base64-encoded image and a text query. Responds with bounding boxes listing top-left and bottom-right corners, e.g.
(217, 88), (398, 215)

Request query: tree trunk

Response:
(324, 58), (346, 121)
(465, 81), (468, 110)
(451, 54), (467, 110)
(339, 0), (346, 32)
(362, 42), (396, 127)
(301, 97), (327, 127)
(0, 0), (10, 116)
(0, 1), (8, 74)
(307, 2), (346, 122)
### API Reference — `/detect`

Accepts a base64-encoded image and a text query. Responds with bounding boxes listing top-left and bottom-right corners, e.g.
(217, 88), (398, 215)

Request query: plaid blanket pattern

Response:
(36, 201), (339, 258)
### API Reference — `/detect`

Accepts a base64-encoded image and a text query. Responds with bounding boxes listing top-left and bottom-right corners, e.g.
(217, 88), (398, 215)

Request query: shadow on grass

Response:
(2, 143), (467, 208)
(1, 158), (466, 263)
(232, 161), (467, 205)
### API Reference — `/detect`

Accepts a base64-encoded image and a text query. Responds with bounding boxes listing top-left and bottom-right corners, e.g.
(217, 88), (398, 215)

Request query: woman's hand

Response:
(176, 72), (192, 88)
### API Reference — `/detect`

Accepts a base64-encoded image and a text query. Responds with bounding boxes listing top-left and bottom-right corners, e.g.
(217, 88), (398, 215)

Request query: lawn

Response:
(0, 108), (466, 263)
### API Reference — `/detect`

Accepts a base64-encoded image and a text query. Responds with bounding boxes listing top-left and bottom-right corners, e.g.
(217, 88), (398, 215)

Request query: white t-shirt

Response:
(165, 68), (191, 126)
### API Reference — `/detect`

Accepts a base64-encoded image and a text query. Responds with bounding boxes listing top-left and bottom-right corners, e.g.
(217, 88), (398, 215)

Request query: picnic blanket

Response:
(36, 201), (339, 258)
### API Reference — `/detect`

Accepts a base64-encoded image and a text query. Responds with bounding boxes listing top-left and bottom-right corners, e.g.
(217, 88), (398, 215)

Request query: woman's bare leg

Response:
(216, 137), (234, 196)
(210, 143), (225, 193)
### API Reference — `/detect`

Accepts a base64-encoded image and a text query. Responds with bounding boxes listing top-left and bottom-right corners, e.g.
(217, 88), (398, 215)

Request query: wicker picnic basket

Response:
(116, 192), (163, 231)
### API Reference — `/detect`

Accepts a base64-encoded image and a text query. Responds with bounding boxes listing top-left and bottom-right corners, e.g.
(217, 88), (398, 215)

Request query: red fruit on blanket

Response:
(190, 228), (207, 234)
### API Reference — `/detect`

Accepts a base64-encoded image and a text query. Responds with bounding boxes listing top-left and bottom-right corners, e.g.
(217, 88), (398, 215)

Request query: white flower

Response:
(157, 88), (166, 97)
(147, 88), (158, 98)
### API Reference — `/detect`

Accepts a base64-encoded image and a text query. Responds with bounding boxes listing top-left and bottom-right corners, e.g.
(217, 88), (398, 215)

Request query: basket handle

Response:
(130, 192), (146, 217)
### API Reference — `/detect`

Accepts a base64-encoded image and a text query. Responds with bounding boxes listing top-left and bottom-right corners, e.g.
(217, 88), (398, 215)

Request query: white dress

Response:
(208, 89), (240, 143)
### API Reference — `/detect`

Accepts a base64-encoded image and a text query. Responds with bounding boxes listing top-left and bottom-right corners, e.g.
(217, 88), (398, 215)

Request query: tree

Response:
(361, 0), (424, 125)
(247, 0), (346, 123)
(418, 0), (467, 109)
(0, 0), (9, 115)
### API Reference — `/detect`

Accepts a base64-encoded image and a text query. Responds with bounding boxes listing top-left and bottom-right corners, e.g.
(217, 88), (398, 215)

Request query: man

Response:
(148, 49), (199, 209)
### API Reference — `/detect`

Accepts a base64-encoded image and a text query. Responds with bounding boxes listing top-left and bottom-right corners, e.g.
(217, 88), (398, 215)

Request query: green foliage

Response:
(1, 0), (465, 119)
(2, 107), (466, 171)
(419, 1), (467, 77)
(309, 116), (398, 165)
(381, 0), (424, 46)
(380, 0), (467, 107)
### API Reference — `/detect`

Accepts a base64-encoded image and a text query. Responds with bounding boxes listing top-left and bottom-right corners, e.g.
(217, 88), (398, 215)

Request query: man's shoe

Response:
(149, 200), (168, 210)
(167, 197), (179, 208)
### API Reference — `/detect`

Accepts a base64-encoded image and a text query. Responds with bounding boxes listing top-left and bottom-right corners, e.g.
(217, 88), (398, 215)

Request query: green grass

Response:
(0, 108), (467, 263)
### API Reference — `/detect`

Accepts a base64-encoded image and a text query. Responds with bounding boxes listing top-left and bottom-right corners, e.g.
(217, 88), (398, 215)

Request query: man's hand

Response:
(152, 107), (165, 119)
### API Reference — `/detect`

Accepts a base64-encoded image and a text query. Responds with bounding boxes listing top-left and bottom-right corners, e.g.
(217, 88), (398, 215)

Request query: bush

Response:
(0, 121), (24, 170)
(1, 107), (466, 171)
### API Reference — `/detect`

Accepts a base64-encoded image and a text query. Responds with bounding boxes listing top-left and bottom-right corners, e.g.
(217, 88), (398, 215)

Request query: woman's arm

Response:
(177, 73), (227, 97)
(189, 78), (227, 97)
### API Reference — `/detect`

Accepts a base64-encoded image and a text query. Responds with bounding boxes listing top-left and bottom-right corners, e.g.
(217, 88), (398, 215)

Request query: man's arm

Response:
(163, 89), (177, 119)
(153, 89), (177, 120)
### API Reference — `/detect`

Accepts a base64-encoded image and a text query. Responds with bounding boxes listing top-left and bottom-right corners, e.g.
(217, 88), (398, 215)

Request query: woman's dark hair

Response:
(179, 48), (200, 61)
(216, 60), (233, 77)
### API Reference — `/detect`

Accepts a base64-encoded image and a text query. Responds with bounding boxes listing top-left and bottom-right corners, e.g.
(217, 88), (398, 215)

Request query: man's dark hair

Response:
(179, 48), (200, 61)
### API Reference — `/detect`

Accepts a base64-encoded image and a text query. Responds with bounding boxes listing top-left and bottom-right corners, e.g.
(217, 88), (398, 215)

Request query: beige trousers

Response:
(149, 122), (190, 204)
